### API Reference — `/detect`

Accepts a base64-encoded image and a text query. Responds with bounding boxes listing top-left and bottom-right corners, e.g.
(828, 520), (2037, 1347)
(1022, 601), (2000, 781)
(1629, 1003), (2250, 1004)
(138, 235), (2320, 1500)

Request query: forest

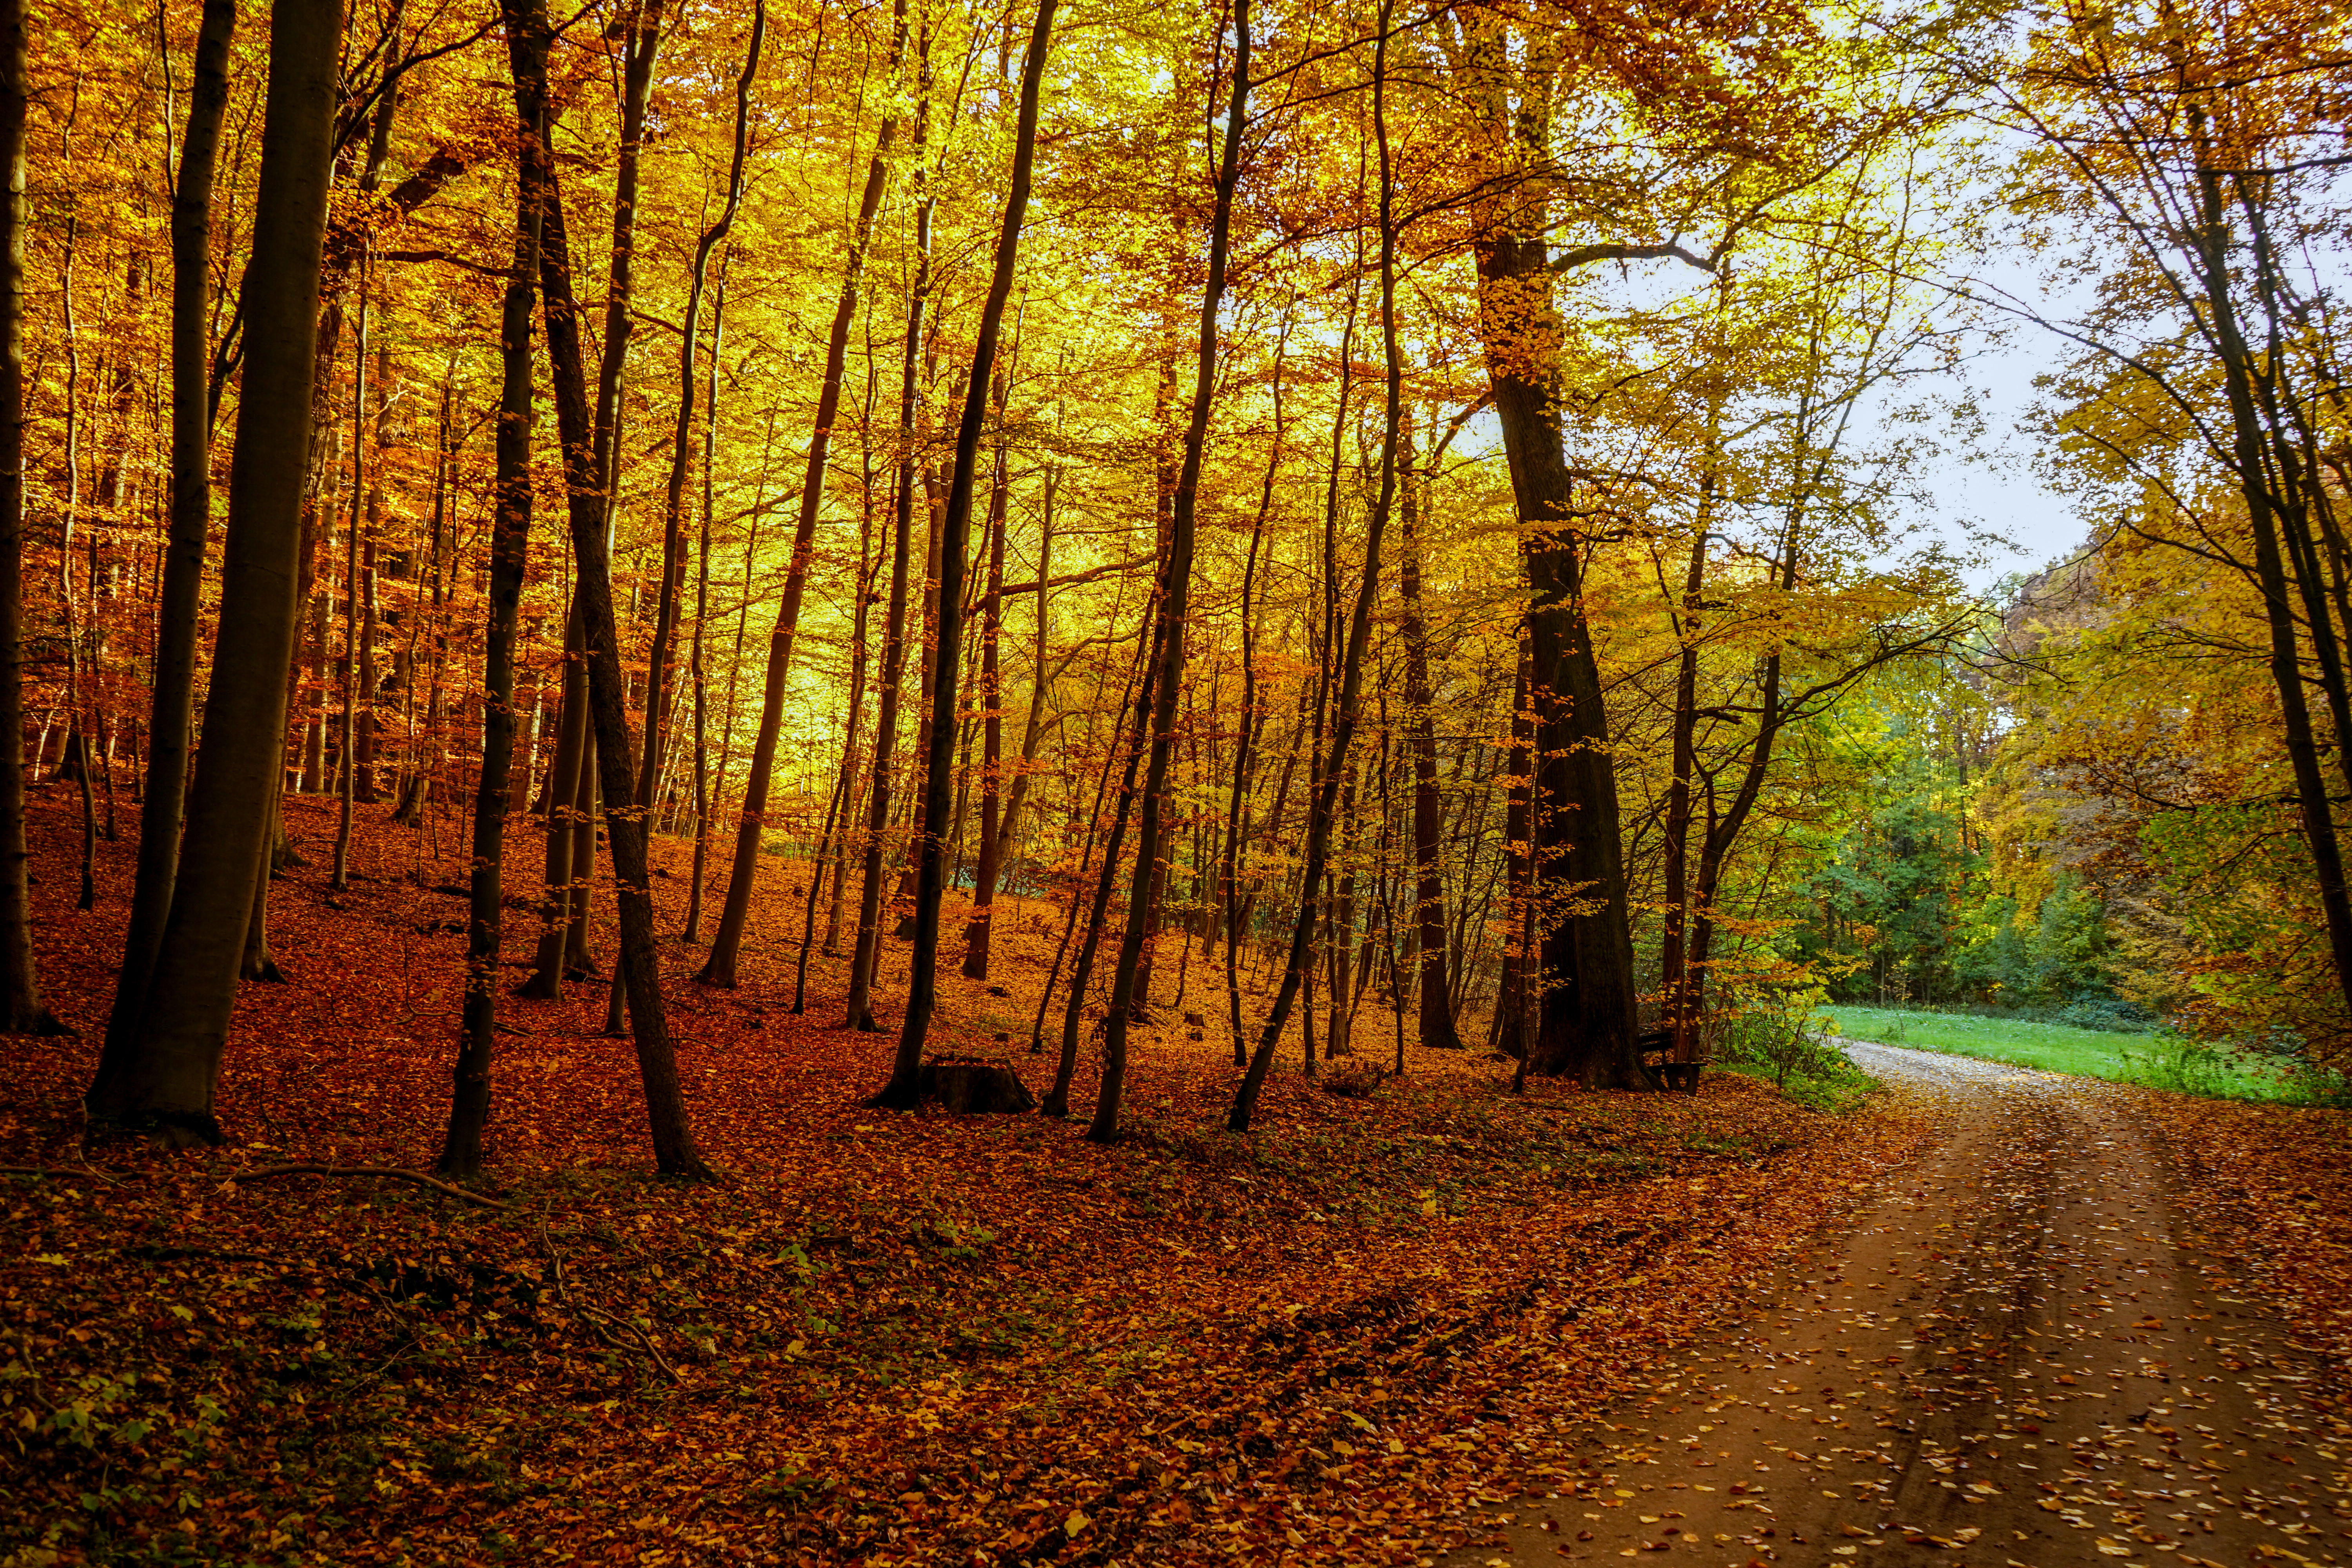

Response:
(1, 0), (2348, 1559)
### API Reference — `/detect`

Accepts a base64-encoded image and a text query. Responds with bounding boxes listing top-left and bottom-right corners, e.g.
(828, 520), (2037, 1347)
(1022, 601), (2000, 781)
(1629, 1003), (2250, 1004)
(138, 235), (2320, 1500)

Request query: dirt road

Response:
(1444, 1044), (2351, 1568)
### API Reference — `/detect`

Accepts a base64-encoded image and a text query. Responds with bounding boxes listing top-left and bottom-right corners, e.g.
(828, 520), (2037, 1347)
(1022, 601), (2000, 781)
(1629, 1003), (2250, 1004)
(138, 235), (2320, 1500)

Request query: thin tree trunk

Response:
(1095, 0), (1243, 1142)
(960, 371), (1012, 978)
(602, 0), (764, 1032)
(517, 607), (585, 997)
(845, 32), (930, 1034)
(1397, 409), (1463, 1050)
(2192, 148), (2352, 1013)
(684, 267), (726, 941)
(1232, 1), (1392, 1132)
(519, 0), (707, 1177)
(437, 21), (543, 1178)
(1223, 317), (1285, 1067)
(873, 0), (1054, 1103)
(698, 0), (910, 987)
(331, 284), (368, 889)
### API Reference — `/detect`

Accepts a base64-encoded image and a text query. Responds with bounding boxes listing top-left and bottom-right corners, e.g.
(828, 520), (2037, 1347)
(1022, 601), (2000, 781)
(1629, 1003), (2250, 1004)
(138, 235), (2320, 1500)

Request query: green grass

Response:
(1818, 1004), (2348, 1105)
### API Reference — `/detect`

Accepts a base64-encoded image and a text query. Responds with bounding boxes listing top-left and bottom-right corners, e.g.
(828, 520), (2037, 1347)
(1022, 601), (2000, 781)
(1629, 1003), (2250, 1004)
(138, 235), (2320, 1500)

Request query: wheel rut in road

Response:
(1443, 1043), (2350, 1568)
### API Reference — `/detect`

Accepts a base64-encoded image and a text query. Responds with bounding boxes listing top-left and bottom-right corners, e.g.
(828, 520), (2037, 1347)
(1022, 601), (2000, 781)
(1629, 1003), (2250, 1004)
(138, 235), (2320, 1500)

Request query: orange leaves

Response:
(0, 786), (1940, 1564)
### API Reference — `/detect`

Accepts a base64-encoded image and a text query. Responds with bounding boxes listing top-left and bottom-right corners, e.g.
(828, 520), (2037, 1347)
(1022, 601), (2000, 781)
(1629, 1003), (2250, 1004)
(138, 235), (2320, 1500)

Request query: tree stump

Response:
(918, 1056), (1037, 1114)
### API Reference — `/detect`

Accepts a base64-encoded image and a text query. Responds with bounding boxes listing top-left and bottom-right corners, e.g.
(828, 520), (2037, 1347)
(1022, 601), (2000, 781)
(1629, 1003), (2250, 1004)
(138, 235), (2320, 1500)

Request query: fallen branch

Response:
(232, 1164), (513, 1210)
(1, 1162), (124, 1187)
(542, 1226), (683, 1383)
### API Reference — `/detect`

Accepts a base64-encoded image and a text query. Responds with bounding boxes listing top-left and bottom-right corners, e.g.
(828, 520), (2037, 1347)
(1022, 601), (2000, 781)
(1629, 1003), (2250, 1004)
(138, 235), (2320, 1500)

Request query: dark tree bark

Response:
(699, 0), (910, 987)
(2190, 142), (2352, 1014)
(874, 0), (1055, 1108)
(0, 0), (58, 1036)
(437, 20), (543, 1179)
(960, 372), (1013, 979)
(513, 0), (708, 1178)
(1396, 411), (1463, 1051)
(98, 0), (234, 1058)
(1091, 0), (1250, 1139)
(85, 0), (344, 1129)
(602, 0), (763, 1034)
(1657, 519), (1708, 1063)
(1471, 247), (1638, 1087)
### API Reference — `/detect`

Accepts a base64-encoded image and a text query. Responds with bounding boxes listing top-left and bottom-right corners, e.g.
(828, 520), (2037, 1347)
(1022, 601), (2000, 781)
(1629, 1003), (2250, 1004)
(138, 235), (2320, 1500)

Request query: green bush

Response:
(1715, 1012), (1874, 1112)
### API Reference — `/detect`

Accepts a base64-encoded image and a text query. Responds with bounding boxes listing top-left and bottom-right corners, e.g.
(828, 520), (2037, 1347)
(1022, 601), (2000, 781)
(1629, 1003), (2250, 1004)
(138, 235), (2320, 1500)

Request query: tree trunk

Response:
(873, 0), (1053, 1106)
(1397, 410), (1462, 1051)
(330, 288), (370, 889)
(2192, 148), (2352, 1014)
(1098, 0), (1246, 1141)
(96, 0), (234, 1056)
(1233, 0), (1396, 1132)
(438, 31), (543, 1179)
(960, 373), (1013, 979)
(845, 38), (930, 1033)
(517, 0), (707, 1178)
(85, 0), (343, 1128)
(517, 607), (586, 998)
(684, 269), (726, 941)
(1474, 249), (1637, 1088)
(697, 0), (910, 987)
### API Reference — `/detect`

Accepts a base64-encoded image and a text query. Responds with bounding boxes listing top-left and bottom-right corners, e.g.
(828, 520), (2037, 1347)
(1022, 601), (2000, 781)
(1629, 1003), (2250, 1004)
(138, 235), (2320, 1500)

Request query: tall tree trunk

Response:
(602, 0), (763, 1031)
(516, 0), (707, 1178)
(98, 0), (233, 1058)
(844, 33), (930, 1034)
(0, 0), (60, 1031)
(1397, 409), (1462, 1051)
(698, 0), (910, 987)
(85, 0), (343, 1127)
(355, 339), (387, 804)
(2191, 143), (2352, 1013)
(330, 286), (370, 889)
(889, 465), (946, 940)
(992, 463), (1055, 893)
(1095, 0), (1244, 1142)
(1043, 608), (1152, 1112)
(684, 268), (726, 941)
(1469, 165), (1639, 1084)
(1223, 318), (1285, 1066)
(438, 32), (543, 1178)
(960, 372), (1013, 979)
(874, 0), (1054, 1106)
(844, 443), (914, 1030)
(1232, 0), (1394, 1132)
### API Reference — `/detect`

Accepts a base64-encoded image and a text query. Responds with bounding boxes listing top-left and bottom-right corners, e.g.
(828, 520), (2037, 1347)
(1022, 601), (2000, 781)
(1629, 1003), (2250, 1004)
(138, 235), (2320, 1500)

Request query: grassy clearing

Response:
(1818, 1004), (2348, 1105)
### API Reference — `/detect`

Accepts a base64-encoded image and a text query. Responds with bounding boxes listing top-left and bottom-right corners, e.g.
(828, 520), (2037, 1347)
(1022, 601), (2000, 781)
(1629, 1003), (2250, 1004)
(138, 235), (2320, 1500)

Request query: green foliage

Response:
(1711, 982), (1876, 1114)
(1781, 694), (2142, 1025)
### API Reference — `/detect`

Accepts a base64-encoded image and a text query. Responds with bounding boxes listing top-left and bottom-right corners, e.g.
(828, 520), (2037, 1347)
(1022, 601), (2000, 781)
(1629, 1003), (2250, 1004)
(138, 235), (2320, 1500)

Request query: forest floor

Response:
(2, 786), (2349, 1567)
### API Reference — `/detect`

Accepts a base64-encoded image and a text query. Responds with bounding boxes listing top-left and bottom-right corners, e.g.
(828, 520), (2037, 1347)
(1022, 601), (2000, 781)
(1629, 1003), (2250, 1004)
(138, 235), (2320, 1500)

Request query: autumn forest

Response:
(2, 0), (2349, 1559)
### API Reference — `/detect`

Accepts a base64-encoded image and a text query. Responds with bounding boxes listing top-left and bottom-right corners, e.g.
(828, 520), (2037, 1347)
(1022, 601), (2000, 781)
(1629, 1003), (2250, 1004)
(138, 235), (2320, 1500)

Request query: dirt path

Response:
(1443, 1044), (2350, 1568)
